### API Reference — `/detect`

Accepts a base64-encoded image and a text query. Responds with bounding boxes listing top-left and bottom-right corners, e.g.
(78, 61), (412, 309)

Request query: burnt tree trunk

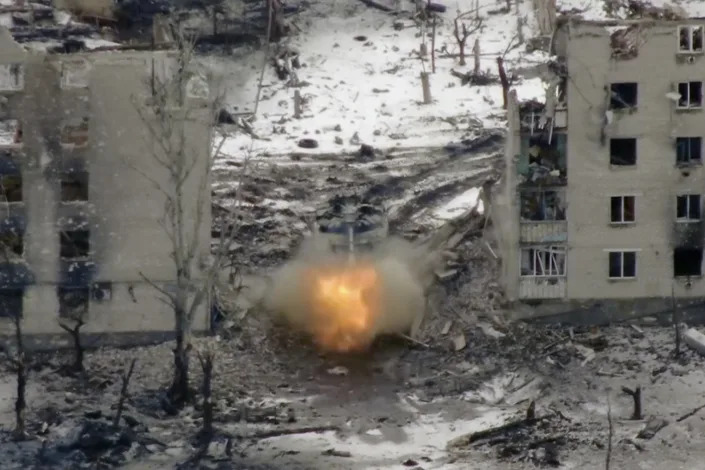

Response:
(12, 314), (27, 440)
(169, 324), (191, 406)
(199, 352), (214, 439)
(114, 359), (136, 427)
(431, 15), (436, 73)
(59, 319), (85, 372)
(621, 386), (643, 420)
(672, 291), (681, 357)
(497, 57), (509, 109)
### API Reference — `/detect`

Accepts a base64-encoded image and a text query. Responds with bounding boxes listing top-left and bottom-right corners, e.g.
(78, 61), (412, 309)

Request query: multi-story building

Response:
(496, 17), (705, 319)
(0, 27), (212, 344)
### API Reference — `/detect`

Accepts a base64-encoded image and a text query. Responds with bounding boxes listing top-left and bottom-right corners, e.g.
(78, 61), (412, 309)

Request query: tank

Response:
(314, 195), (388, 254)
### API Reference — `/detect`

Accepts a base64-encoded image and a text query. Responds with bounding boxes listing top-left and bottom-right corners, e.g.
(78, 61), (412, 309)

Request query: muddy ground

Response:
(3, 318), (705, 470)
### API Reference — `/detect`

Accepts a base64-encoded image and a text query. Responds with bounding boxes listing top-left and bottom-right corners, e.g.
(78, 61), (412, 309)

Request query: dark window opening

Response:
(60, 230), (89, 259)
(674, 248), (703, 276)
(610, 195), (635, 223)
(520, 190), (566, 221)
(677, 194), (701, 220)
(60, 172), (88, 202)
(0, 230), (22, 257)
(0, 288), (22, 318)
(0, 173), (21, 202)
(610, 138), (637, 165)
(609, 251), (636, 278)
(60, 118), (89, 147)
(58, 286), (88, 318)
(677, 81), (702, 108)
(610, 83), (638, 109)
(677, 137), (702, 164)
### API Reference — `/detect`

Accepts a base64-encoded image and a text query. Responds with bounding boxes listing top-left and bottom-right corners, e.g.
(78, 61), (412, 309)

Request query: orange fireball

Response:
(306, 262), (381, 352)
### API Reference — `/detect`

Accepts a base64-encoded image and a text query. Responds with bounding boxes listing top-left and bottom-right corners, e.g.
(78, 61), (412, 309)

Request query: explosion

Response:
(306, 262), (381, 352)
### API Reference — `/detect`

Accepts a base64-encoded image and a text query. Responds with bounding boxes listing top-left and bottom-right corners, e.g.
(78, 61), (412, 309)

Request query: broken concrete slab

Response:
(684, 328), (705, 356)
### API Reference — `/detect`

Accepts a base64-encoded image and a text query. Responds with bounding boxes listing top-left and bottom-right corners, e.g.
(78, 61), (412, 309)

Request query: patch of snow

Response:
(557, 0), (705, 19)
(433, 187), (483, 221)
(218, 0), (552, 158)
(265, 405), (510, 467)
(54, 10), (73, 26)
(82, 38), (121, 50)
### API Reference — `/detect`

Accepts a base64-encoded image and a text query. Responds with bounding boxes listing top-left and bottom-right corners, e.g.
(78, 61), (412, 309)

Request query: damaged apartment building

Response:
(496, 14), (705, 318)
(0, 23), (212, 343)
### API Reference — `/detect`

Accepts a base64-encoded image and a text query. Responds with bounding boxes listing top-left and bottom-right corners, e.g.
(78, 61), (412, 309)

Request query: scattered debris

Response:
(636, 417), (668, 440)
(327, 366), (349, 376)
(322, 448), (352, 457)
(683, 328), (705, 356)
(452, 333), (466, 351)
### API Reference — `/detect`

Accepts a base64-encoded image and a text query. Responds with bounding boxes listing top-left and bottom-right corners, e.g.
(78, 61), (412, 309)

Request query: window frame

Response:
(520, 245), (567, 278)
(673, 247), (703, 277)
(676, 136), (702, 165)
(676, 81), (703, 109)
(610, 195), (636, 224)
(678, 25), (705, 54)
(59, 230), (90, 259)
(607, 250), (638, 280)
(676, 194), (702, 222)
(609, 82), (638, 110)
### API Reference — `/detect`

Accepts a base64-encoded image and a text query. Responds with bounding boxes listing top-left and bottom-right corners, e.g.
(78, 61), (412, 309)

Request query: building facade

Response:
(0, 28), (212, 344)
(496, 17), (705, 318)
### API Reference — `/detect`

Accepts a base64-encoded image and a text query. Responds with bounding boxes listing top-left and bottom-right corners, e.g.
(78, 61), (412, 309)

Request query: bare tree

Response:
(605, 396), (613, 470)
(58, 313), (86, 373)
(453, 12), (482, 66)
(113, 359), (136, 427)
(197, 348), (215, 441)
(129, 22), (239, 408)
(6, 310), (28, 440)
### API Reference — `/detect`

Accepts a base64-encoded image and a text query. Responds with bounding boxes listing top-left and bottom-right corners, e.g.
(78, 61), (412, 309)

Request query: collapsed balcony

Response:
(517, 133), (567, 186)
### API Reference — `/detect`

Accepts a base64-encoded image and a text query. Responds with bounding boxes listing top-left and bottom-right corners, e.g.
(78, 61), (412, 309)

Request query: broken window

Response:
(0, 64), (24, 91)
(60, 118), (89, 147)
(610, 196), (635, 223)
(0, 174), (21, 202)
(0, 120), (21, 147)
(677, 194), (701, 221)
(609, 138), (637, 166)
(674, 247), (703, 277)
(677, 82), (703, 108)
(676, 137), (702, 165)
(520, 246), (566, 277)
(608, 251), (637, 279)
(679, 25), (704, 53)
(60, 60), (90, 89)
(520, 190), (566, 221)
(57, 286), (89, 319)
(610, 83), (638, 109)
(0, 230), (23, 258)
(0, 288), (22, 317)
(60, 172), (88, 202)
(60, 230), (89, 259)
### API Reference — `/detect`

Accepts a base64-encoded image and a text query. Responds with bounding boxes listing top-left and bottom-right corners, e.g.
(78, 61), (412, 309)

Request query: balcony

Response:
(517, 133), (567, 187)
(519, 277), (566, 299)
(520, 221), (567, 243)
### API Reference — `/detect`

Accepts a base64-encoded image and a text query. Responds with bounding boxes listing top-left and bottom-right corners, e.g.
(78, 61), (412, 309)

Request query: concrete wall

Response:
(565, 19), (705, 300)
(0, 36), (212, 338)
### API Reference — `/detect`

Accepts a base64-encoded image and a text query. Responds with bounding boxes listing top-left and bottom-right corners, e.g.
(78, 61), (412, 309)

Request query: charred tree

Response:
(130, 20), (240, 409)
(11, 311), (27, 440)
(621, 386), (643, 420)
(113, 359), (136, 427)
(58, 315), (86, 373)
(453, 13), (482, 66)
(198, 350), (215, 440)
(497, 57), (509, 109)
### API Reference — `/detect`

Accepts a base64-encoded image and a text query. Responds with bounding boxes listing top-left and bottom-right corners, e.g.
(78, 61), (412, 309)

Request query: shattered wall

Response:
(0, 31), (211, 338)
(564, 18), (705, 300)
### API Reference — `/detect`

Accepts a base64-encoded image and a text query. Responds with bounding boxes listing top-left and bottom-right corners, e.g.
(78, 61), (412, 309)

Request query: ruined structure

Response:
(496, 17), (705, 321)
(0, 26), (212, 344)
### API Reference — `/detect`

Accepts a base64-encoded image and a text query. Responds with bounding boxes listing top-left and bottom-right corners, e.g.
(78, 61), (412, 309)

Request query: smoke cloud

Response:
(264, 236), (426, 351)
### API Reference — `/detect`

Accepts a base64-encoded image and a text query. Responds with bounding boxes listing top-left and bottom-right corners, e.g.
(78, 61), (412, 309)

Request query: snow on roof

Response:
(220, 0), (550, 159)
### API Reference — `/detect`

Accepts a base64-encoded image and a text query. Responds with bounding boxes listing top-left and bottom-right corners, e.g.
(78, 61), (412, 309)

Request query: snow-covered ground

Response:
(218, 0), (549, 158)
